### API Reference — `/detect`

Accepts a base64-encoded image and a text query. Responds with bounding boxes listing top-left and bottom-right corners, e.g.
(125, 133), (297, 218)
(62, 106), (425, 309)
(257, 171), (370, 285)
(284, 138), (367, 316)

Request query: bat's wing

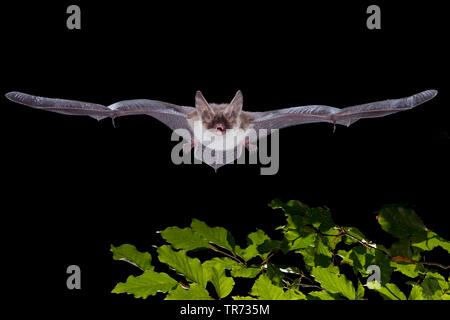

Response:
(250, 90), (438, 139)
(5, 91), (195, 137)
(330, 89), (438, 127)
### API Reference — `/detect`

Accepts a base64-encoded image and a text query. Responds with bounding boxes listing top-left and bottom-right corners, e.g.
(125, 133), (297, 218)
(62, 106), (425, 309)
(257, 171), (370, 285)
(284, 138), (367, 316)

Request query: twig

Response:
(322, 227), (450, 270)
(418, 261), (450, 270)
(300, 271), (315, 284)
(338, 227), (388, 254)
(208, 243), (245, 265)
(297, 283), (325, 290)
(260, 252), (275, 266)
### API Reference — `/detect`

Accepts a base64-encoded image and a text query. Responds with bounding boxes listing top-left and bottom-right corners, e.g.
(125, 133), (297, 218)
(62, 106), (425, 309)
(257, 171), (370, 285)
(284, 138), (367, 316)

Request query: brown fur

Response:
(188, 103), (253, 130)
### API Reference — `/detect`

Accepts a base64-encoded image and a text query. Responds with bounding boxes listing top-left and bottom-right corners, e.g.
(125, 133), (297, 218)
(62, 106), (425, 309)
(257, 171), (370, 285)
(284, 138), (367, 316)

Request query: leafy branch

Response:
(110, 200), (450, 300)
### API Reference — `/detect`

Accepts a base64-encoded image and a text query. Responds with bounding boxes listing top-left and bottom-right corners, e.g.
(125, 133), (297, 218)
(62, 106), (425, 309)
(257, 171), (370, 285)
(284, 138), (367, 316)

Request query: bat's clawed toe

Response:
(245, 141), (258, 153)
(182, 141), (194, 154)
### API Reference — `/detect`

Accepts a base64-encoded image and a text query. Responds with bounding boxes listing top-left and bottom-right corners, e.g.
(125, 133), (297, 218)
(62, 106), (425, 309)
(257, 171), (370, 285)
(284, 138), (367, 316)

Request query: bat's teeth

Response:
(215, 124), (226, 135)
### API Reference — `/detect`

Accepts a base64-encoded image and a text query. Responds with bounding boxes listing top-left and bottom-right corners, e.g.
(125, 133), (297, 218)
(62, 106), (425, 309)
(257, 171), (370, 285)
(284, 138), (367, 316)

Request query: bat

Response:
(5, 89), (438, 170)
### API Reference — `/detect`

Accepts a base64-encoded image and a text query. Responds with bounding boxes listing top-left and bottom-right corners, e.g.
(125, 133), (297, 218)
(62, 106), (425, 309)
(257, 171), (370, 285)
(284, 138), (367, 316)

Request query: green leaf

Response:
(389, 241), (424, 278)
(206, 263), (235, 299)
(377, 206), (427, 239)
(191, 219), (234, 252)
(289, 232), (316, 251)
(284, 289), (307, 300)
(202, 257), (240, 271)
(411, 231), (450, 254)
(322, 230), (342, 250)
(391, 262), (425, 278)
(235, 229), (271, 261)
(111, 244), (153, 271)
(298, 247), (316, 269)
(337, 249), (353, 265)
(157, 245), (208, 288)
(165, 283), (213, 300)
(112, 271), (177, 298)
(202, 257), (260, 278)
(307, 290), (341, 300)
(339, 246), (392, 284)
(349, 246), (370, 272)
(251, 274), (305, 300)
(356, 280), (365, 300)
(258, 238), (290, 255)
(420, 272), (448, 300)
(233, 296), (257, 300)
(375, 283), (407, 300)
(408, 285), (423, 300)
(248, 229), (271, 248)
(295, 236), (332, 270)
(251, 275), (285, 299)
(270, 199), (334, 232)
(342, 227), (366, 245)
(366, 280), (381, 290)
(160, 226), (210, 250)
(265, 263), (284, 287)
(389, 240), (422, 260)
(313, 237), (333, 268)
(311, 266), (356, 300)
(374, 250), (393, 284)
(338, 247), (372, 275)
(230, 265), (261, 278)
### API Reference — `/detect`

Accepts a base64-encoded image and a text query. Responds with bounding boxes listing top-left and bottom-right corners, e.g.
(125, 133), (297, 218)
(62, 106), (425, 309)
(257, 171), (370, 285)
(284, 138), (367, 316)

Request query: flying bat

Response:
(5, 89), (438, 170)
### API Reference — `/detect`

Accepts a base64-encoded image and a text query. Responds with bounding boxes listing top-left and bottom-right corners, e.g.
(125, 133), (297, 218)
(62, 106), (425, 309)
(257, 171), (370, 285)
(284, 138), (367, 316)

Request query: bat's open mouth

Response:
(215, 124), (226, 135)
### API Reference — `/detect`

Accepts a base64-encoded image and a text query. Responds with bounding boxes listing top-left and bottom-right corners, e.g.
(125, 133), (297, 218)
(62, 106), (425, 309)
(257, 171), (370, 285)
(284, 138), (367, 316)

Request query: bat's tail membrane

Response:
(5, 91), (111, 121)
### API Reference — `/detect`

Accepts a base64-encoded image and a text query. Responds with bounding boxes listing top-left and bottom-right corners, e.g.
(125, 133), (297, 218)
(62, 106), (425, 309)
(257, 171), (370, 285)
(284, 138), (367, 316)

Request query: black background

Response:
(1, 1), (449, 316)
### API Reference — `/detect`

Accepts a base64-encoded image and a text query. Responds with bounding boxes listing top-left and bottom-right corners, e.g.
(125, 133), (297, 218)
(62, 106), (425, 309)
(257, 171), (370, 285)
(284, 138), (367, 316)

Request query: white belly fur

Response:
(190, 120), (249, 151)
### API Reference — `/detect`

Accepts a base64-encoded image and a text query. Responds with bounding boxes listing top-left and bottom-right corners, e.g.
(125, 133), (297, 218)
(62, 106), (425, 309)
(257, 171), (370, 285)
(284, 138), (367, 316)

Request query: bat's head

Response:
(195, 90), (243, 136)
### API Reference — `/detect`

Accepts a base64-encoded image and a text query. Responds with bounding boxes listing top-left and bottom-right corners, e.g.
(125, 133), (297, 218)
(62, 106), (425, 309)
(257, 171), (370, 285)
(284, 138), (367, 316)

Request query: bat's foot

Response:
(183, 140), (196, 154)
(245, 141), (258, 154)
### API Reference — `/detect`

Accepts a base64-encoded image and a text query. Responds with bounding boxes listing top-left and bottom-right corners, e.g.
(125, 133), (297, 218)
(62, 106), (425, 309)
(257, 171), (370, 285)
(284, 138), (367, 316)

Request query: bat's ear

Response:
(195, 90), (215, 120)
(224, 90), (243, 118)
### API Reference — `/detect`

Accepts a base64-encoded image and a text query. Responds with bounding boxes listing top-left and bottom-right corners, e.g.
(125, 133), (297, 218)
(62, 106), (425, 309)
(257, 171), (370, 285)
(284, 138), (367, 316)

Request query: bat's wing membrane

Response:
(5, 91), (195, 138)
(107, 99), (193, 133)
(5, 91), (111, 121)
(250, 90), (437, 138)
(251, 105), (341, 131)
(333, 89), (438, 126)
